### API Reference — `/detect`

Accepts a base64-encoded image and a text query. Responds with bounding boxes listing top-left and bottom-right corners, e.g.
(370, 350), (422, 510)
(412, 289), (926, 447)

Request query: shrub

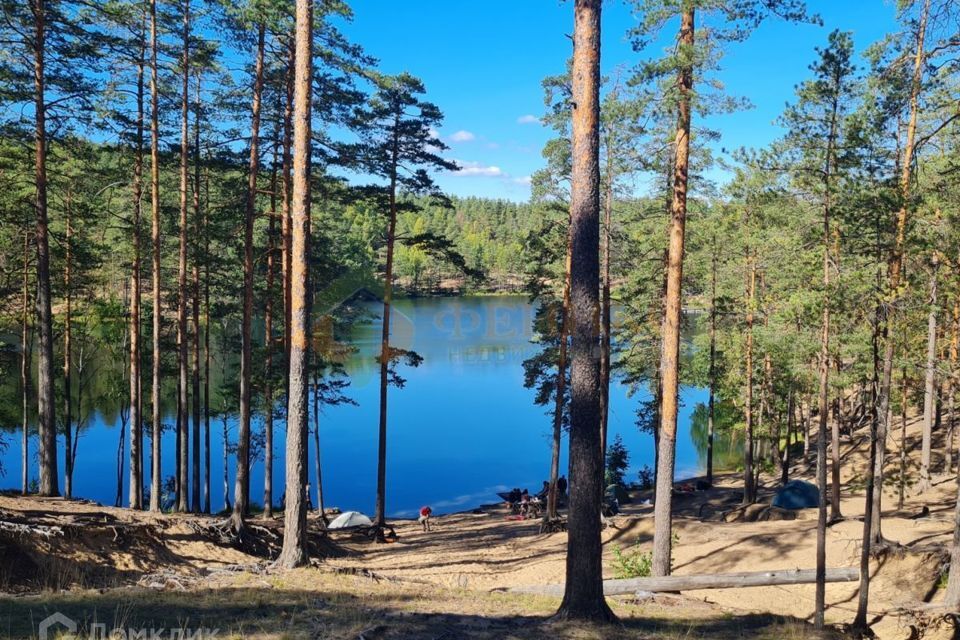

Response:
(611, 542), (652, 579)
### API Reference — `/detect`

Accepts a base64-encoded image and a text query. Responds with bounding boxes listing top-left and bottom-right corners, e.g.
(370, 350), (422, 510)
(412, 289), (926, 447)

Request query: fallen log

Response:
(508, 567), (859, 597)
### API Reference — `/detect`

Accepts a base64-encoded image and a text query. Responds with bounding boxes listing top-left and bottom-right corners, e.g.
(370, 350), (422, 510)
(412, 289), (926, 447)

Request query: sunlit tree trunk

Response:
(129, 18), (145, 510)
(275, 0), (312, 568)
(148, 0), (162, 513)
(870, 0), (929, 549)
(556, 0), (612, 622)
(652, 5), (693, 579)
(854, 11), (930, 629)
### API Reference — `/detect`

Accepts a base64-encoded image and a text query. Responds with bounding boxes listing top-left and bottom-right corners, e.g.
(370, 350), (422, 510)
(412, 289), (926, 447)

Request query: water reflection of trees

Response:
(690, 400), (744, 472)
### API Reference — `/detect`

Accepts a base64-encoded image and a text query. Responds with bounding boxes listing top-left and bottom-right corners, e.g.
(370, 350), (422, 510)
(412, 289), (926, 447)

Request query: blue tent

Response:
(772, 480), (820, 510)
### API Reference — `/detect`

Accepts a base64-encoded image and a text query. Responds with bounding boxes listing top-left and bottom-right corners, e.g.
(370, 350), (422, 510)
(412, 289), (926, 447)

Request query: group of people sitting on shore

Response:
(503, 476), (568, 519)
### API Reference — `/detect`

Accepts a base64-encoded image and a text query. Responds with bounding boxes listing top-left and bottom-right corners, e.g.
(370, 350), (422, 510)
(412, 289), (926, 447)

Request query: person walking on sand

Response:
(419, 505), (433, 532)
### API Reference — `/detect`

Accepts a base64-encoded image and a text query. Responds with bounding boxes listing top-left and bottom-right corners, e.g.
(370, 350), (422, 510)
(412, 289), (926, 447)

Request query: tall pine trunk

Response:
(32, 0), (58, 498)
(652, 5), (693, 578)
(920, 254), (938, 492)
(148, 0), (162, 513)
(546, 241), (571, 522)
(129, 18), (145, 510)
(374, 117), (400, 532)
(191, 72), (202, 514)
(871, 0), (929, 547)
(854, 3), (930, 621)
(598, 129), (614, 468)
(263, 137), (279, 520)
(275, 0), (313, 568)
(21, 231), (30, 495)
(947, 299), (958, 474)
(63, 199), (73, 499)
(203, 170), (211, 515)
(175, 0), (191, 513)
(743, 248), (756, 505)
(281, 43), (294, 380)
(707, 236), (717, 486)
(235, 22), (266, 529)
(312, 367), (325, 518)
(556, 0), (612, 622)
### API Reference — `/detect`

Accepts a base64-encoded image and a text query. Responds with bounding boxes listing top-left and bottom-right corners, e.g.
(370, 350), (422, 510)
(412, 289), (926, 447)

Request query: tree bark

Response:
(281, 42), (294, 378)
(129, 17), (145, 510)
(599, 117), (614, 470)
(947, 299), (958, 475)
(743, 247), (756, 505)
(31, 0), (58, 498)
(263, 136), (279, 520)
(21, 231), (30, 495)
(235, 22), (266, 529)
(898, 366), (909, 510)
(707, 236), (717, 486)
(312, 367), (325, 518)
(651, 5), (693, 579)
(518, 567), (860, 597)
(782, 385), (794, 486)
(148, 0), (162, 512)
(275, 0), (312, 569)
(871, 0), (929, 547)
(175, 0), (191, 514)
(555, 0), (613, 622)
(191, 71), (202, 514)
(203, 166), (211, 514)
(63, 196), (73, 499)
(546, 242), (571, 522)
(374, 114), (400, 532)
(920, 254), (938, 492)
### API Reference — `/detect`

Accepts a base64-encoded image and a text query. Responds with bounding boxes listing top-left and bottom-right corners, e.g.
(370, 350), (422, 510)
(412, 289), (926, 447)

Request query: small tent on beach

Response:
(327, 511), (373, 529)
(772, 480), (820, 510)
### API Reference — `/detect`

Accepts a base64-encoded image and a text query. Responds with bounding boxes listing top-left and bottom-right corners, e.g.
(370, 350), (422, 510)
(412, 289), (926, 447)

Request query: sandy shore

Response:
(0, 413), (955, 638)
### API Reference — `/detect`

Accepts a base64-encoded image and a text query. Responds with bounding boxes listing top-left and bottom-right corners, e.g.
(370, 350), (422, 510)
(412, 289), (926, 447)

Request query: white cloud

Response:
(449, 130), (476, 142)
(427, 126), (440, 139)
(451, 159), (504, 177)
(512, 176), (532, 186)
(517, 114), (540, 125)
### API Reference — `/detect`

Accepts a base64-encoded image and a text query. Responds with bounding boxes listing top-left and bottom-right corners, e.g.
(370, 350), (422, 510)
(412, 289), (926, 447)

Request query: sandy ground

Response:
(0, 413), (957, 639)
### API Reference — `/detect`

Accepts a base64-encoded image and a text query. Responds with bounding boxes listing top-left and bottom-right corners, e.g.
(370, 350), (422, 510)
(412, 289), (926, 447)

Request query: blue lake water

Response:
(0, 296), (710, 517)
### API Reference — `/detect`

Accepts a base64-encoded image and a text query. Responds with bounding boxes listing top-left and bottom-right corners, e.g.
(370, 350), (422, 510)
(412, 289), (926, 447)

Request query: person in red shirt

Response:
(418, 505), (433, 532)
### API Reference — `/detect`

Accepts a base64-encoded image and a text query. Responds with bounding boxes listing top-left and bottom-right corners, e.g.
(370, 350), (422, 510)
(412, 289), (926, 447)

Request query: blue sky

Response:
(338, 1), (901, 203)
